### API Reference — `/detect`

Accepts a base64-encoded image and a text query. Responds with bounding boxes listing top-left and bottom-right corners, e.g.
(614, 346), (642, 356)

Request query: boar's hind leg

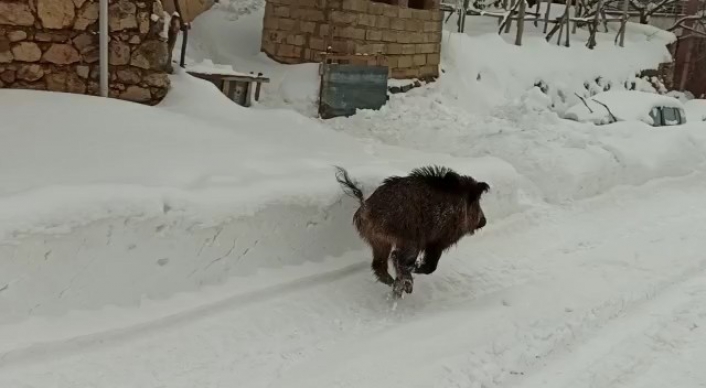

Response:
(392, 246), (419, 298)
(371, 243), (394, 286)
(415, 244), (443, 275)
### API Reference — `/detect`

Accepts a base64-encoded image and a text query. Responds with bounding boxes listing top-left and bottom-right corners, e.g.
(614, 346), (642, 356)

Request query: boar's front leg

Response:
(415, 244), (443, 275)
(391, 246), (419, 298)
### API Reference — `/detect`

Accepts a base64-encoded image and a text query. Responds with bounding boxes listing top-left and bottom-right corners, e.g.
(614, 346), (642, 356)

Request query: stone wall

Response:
(0, 0), (171, 104)
(261, 0), (443, 79)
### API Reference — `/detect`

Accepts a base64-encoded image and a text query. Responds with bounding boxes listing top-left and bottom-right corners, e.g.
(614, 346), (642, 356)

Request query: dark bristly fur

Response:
(335, 165), (490, 299)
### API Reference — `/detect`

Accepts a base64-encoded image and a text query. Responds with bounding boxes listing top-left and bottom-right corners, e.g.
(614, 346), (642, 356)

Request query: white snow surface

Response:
(185, 58), (256, 77)
(684, 99), (706, 122)
(563, 90), (685, 125)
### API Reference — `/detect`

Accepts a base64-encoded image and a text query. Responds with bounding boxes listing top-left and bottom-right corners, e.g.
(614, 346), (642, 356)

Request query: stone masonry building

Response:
(0, 0), (172, 105)
(261, 0), (443, 79)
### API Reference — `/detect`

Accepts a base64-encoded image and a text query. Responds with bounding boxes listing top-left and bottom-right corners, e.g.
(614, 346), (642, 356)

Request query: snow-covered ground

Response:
(3, 168), (706, 388)
(2, 0), (706, 386)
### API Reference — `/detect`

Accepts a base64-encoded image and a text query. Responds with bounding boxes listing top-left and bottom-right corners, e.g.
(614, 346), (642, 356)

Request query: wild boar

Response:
(335, 165), (489, 298)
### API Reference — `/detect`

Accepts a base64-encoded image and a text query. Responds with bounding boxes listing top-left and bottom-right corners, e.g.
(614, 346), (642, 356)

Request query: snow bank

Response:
(563, 90), (685, 125)
(329, 84), (706, 204)
(0, 75), (527, 325)
(439, 31), (672, 114)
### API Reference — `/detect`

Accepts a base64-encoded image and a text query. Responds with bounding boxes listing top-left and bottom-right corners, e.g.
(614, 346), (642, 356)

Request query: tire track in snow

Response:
(510, 270), (706, 388)
(0, 261), (367, 369)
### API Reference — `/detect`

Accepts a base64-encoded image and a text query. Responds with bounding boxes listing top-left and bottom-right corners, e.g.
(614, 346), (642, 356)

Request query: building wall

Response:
(261, 0), (443, 79)
(672, 37), (706, 97)
(0, 0), (171, 105)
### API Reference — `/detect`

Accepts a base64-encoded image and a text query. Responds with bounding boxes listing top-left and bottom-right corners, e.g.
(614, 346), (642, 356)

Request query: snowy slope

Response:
(3, 171), (706, 388)
(0, 74), (528, 326)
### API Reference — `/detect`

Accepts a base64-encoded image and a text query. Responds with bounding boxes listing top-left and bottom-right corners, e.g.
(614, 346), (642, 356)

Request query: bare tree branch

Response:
(644, 0), (680, 17)
(575, 93), (595, 114)
(594, 100), (618, 122)
(667, 12), (706, 31)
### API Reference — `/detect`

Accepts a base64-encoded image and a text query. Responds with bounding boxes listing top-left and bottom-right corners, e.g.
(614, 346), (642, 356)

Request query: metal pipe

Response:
(99, 0), (109, 97)
(171, 0), (188, 68)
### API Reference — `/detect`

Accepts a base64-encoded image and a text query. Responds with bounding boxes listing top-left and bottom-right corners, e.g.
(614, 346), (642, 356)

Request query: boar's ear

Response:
(468, 181), (490, 202)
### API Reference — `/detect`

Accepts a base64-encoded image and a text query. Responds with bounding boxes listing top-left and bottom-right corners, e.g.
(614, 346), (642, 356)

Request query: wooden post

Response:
(619, 0), (628, 46)
(515, 0), (526, 45)
(588, 0), (601, 49)
(460, 0), (470, 32)
(564, 0), (571, 46)
(572, 0), (580, 33)
(678, 0), (700, 90)
(505, 0), (515, 33)
(543, 0), (552, 33)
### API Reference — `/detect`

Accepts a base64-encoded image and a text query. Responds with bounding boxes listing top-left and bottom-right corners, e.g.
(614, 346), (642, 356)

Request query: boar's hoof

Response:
(393, 277), (413, 298)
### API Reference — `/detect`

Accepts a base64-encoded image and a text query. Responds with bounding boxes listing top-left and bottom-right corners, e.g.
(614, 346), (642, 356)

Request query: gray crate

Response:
(319, 64), (389, 119)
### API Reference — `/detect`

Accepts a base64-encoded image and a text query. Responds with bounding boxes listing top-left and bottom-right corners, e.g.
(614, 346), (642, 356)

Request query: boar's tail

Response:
(334, 166), (365, 206)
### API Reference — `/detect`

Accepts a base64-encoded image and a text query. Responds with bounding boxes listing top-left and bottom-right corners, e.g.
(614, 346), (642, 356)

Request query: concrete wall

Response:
(261, 0), (443, 79)
(0, 0), (171, 105)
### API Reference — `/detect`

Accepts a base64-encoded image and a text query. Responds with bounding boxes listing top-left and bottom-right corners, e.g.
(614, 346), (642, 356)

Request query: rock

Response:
(37, 0), (76, 30)
(87, 81), (99, 95)
(46, 71), (86, 93)
(0, 38), (12, 63)
(116, 68), (141, 84)
(43, 44), (81, 65)
(144, 73), (169, 88)
(120, 85), (152, 102)
(151, 86), (168, 101)
(82, 46), (99, 63)
(11, 42), (42, 62)
(7, 31), (28, 42)
(0, 69), (16, 84)
(109, 41), (131, 65)
(109, 0), (138, 31)
(153, 1), (164, 16)
(0, 79), (4, 88)
(76, 65), (90, 79)
(34, 32), (53, 42)
(130, 41), (168, 70)
(75, 2), (99, 31)
(35, 32), (69, 43)
(0, 2), (35, 26)
(17, 64), (44, 82)
(11, 81), (46, 91)
(51, 32), (70, 43)
(129, 35), (141, 44)
(138, 12), (150, 34)
(73, 0), (87, 9)
(0, 50), (12, 64)
(73, 33), (94, 51)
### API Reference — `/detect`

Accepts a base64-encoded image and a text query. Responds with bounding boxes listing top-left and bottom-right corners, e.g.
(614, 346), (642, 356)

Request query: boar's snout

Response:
(478, 214), (487, 229)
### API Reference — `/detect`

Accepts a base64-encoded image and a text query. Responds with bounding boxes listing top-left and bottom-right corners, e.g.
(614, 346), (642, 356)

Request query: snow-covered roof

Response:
(564, 90), (684, 125)
(185, 59), (255, 78)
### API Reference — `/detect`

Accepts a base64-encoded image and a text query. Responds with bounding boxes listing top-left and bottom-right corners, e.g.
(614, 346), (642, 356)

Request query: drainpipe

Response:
(99, 0), (109, 97)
